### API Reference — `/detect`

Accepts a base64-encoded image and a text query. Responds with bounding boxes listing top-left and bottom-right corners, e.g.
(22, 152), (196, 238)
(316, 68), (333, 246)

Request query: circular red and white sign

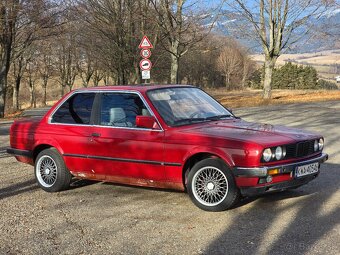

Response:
(140, 49), (151, 59)
(140, 59), (152, 71)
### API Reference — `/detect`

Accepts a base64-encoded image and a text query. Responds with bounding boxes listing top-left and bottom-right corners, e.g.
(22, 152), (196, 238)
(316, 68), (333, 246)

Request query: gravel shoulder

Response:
(0, 101), (339, 255)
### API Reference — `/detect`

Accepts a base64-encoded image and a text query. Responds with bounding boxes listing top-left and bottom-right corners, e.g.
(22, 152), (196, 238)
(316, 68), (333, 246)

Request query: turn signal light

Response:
(268, 168), (280, 175)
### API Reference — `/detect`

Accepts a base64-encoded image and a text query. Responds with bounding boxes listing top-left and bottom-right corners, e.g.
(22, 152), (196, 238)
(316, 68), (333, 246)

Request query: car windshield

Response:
(147, 87), (233, 126)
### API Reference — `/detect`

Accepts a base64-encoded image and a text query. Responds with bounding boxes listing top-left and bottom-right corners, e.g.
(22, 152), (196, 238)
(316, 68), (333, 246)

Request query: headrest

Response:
(110, 108), (126, 123)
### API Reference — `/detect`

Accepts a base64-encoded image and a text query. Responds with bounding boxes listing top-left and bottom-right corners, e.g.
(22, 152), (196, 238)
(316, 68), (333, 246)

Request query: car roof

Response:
(73, 84), (195, 93)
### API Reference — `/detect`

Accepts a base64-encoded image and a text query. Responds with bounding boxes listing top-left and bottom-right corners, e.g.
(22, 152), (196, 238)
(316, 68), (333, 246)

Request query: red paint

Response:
(9, 85), (326, 193)
(136, 115), (158, 129)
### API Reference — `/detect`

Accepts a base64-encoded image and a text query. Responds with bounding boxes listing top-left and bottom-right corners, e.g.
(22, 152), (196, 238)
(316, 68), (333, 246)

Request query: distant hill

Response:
(205, 8), (340, 53)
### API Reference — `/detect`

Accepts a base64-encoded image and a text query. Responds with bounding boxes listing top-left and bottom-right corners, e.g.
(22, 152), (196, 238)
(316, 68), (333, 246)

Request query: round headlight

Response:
(275, 146), (283, 160)
(318, 138), (324, 150)
(263, 148), (272, 162)
(314, 140), (319, 152)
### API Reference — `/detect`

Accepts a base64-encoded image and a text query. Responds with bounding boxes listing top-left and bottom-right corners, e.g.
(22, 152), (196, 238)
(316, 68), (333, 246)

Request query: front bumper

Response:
(240, 174), (318, 197)
(234, 153), (328, 197)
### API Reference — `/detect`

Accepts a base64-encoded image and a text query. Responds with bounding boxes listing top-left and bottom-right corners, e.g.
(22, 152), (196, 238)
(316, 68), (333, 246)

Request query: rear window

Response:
(51, 93), (95, 124)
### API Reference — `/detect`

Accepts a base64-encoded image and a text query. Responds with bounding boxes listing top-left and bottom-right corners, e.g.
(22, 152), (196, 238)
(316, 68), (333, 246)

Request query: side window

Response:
(100, 93), (150, 127)
(52, 93), (95, 124)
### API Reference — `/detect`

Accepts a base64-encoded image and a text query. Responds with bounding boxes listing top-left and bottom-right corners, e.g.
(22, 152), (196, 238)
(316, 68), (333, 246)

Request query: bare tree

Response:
(55, 35), (78, 96)
(0, 1), (19, 117)
(37, 41), (54, 106)
(229, 0), (332, 98)
(150, 0), (217, 84)
(12, 55), (27, 110)
(217, 44), (243, 89)
(241, 54), (254, 88)
(25, 56), (39, 108)
(92, 69), (105, 86)
(1, 0), (64, 115)
(78, 0), (158, 85)
(76, 54), (94, 88)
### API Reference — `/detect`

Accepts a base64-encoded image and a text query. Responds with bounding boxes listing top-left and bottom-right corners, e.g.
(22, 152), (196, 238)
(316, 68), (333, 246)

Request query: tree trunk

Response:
(60, 85), (64, 98)
(29, 86), (33, 108)
(33, 88), (36, 108)
(12, 77), (21, 111)
(44, 87), (47, 106)
(170, 41), (180, 84)
(263, 57), (277, 99)
(29, 82), (36, 108)
(170, 54), (179, 84)
(93, 76), (100, 86)
(225, 75), (229, 90)
(135, 65), (141, 84)
(0, 72), (6, 118)
(241, 76), (246, 89)
(43, 80), (48, 106)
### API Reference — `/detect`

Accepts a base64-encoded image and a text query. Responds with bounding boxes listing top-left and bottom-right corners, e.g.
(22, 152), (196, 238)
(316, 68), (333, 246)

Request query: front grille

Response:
(296, 141), (314, 157)
(285, 140), (315, 159)
(285, 144), (296, 158)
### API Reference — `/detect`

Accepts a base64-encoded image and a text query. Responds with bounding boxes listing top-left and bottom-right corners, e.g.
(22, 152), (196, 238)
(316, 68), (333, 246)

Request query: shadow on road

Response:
(206, 162), (340, 254)
(0, 179), (38, 200)
(69, 179), (98, 190)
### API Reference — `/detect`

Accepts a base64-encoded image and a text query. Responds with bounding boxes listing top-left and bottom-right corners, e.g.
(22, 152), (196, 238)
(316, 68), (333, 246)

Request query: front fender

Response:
(182, 146), (235, 168)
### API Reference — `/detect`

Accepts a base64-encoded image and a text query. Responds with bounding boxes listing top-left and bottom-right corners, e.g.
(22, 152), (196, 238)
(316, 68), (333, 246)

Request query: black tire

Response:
(187, 158), (240, 211)
(34, 148), (72, 192)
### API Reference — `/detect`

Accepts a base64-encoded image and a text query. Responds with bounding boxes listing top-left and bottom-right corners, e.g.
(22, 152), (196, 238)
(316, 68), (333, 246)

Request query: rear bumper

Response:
(7, 148), (33, 158)
(234, 153), (328, 197)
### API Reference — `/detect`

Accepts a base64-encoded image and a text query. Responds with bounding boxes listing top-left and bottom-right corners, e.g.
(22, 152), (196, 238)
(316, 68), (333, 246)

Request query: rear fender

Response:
(33, 139), (64, 157)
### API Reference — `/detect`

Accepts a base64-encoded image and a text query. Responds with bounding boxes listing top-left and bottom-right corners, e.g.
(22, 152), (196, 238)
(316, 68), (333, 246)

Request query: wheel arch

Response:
(32, 140), (64, 162)
(181, 148), (235, 189)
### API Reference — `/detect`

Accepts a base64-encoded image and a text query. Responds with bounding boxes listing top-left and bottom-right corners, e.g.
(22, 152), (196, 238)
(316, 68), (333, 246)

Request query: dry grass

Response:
(206, 88), (340, 109)
(1, 111), (24, 121)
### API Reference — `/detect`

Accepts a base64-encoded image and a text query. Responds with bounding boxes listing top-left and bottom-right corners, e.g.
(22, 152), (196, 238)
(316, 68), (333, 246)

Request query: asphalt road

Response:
(0, 101), (339, 255)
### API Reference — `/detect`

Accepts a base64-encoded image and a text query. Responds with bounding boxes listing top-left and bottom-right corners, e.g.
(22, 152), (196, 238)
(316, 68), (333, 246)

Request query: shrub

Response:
(249, 62), (336, 90)
(318, 79), (338, 90)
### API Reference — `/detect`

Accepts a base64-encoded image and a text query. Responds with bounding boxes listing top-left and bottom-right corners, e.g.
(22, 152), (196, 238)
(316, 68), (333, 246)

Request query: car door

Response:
(87, 91), (166, 182)
(49, 92), (96, 174)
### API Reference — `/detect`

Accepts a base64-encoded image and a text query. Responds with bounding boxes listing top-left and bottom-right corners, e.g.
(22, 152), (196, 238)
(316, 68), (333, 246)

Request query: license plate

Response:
(295, 162), (319, 177)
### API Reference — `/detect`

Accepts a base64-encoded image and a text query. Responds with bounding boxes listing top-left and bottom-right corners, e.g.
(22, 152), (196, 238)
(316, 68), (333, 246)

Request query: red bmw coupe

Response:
(8, 85), (328, 211)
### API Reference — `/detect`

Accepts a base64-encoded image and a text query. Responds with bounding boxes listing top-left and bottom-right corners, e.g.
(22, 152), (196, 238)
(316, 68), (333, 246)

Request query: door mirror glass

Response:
(136, 116), (160, 129)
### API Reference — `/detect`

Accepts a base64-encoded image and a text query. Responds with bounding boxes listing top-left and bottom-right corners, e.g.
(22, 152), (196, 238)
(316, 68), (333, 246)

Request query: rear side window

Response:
(51, 93), (95, 124)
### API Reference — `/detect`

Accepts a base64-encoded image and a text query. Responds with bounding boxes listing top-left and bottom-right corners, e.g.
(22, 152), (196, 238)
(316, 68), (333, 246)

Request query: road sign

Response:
(140, 49), (151, 59)
(138, 35), (153, 49)
(142, 70), (150, 80)
(140, 59), (152, 71)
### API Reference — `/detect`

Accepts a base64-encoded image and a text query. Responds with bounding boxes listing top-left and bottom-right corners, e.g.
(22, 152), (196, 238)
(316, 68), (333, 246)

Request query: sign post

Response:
(138, 35), (153, 84)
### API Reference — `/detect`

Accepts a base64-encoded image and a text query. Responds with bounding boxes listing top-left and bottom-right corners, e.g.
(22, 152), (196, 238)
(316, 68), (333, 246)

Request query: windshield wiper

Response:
(205, 114), (233, 121)
(174, 114), (233, 126)
(174, 118), (207, 125)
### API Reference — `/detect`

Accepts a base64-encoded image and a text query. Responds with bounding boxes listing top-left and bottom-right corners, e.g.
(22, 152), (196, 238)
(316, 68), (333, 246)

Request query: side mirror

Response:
(136, 115), (160, 130)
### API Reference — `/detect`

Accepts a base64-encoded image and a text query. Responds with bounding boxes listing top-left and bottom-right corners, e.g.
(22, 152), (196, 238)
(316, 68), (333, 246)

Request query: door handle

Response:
(91, 133), (101, 137)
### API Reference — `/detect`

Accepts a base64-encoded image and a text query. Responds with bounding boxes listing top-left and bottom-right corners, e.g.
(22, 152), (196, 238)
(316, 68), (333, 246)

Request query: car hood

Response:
(178, 119), (319, 147)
